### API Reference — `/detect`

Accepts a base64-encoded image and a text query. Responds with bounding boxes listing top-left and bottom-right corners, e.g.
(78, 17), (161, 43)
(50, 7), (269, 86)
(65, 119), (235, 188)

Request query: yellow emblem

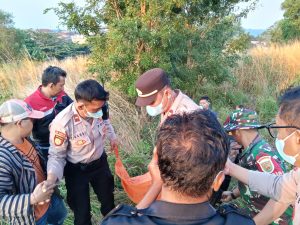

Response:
(136, 88), (143, 96)
(76, 140), (87, 146)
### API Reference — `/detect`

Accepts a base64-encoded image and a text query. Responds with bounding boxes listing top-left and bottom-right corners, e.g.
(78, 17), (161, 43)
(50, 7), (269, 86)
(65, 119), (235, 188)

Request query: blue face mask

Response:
(146, 103), (163, 117)
(275, 131), (299, 165)
(85, 107), (103, 119)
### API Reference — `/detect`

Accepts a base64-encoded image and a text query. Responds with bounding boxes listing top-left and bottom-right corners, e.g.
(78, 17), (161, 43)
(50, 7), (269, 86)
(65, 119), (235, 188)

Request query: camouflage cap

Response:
(223, 108), (261, 132)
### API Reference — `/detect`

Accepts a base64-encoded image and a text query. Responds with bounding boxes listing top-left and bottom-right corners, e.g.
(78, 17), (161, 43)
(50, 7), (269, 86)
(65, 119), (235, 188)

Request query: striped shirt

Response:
(0, 136), (37, 225)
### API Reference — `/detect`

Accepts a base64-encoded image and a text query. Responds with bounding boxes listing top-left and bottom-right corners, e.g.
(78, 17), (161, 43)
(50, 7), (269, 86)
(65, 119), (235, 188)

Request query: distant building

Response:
(251, 41), (267, 47)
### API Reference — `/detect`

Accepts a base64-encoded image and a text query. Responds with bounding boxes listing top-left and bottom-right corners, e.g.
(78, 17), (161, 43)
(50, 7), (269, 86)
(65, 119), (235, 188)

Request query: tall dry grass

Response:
(0, 56), (143, 153)
(234, 41), (300, 96)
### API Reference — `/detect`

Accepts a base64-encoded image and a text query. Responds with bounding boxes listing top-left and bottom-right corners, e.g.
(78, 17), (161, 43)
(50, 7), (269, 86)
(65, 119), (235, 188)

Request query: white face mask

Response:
(275, 131), (300, 165)
(146, 92), (170, 117)
(85, 107), (103, 119)
(146, 103), (163, 117)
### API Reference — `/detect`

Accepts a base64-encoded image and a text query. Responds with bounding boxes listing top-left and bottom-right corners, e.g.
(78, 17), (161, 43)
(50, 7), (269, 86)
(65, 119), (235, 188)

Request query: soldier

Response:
(226, 86), (300, 225)
(222, 108), (292, 225)
(135, 68), (200, 124)
(46, 79), (117, 225)
(25, 66), (73, 160)
(102, 110), (255, 225)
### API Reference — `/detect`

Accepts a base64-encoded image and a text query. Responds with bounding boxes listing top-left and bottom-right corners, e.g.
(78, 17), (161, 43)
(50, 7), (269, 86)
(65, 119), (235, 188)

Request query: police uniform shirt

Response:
(249, 168), (300, 225)
(47, 103), (117, 180)
(160, 90), (200, 124)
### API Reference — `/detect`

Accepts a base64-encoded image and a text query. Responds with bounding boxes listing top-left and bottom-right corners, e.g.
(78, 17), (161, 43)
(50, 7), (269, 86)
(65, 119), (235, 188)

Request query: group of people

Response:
(0, 66), (299, 225)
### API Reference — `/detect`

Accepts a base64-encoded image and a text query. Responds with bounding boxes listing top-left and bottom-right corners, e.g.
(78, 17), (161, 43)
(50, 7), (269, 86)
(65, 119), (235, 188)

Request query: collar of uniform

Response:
(161, 89), (183, 120)
(240, 134), (262, 160)
(71, 104), (83, 125)
(139, 200), (216, 221)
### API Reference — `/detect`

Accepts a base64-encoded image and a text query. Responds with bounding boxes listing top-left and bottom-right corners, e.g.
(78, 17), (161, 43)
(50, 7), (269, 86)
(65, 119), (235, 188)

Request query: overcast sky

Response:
(0, 0), (284, 30)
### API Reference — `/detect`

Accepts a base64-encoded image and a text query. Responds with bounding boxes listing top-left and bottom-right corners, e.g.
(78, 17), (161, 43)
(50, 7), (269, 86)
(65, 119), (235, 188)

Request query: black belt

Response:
(67, 152), (106, 172)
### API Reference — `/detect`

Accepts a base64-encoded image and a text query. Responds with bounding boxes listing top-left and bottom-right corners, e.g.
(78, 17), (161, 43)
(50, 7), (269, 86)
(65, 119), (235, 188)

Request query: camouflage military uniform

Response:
(238, 135), (293, 224)
(224, 108), (293, 225)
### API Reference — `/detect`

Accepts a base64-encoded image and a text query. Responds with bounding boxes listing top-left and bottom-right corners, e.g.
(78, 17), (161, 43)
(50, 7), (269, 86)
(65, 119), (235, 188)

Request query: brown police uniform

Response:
(47, 103), (116, 225)
(160, 89), (200, 124)
(134, 68), (200, 123)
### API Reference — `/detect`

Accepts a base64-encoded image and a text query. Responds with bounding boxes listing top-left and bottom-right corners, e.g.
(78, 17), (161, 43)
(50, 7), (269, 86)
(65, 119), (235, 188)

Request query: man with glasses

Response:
(222, 108), (292, 225)
(226, 86), (300, 225)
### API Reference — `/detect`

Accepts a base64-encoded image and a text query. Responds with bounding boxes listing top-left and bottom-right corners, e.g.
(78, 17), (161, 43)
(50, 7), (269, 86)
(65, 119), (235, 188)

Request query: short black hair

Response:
(278, 86), (300, 127)
(75, 79), (109, 102)
(236, 104), (244, 110)
(156, 110), (229, 198)
(41, 66), (67, 86)
(200, 95), (211, 105)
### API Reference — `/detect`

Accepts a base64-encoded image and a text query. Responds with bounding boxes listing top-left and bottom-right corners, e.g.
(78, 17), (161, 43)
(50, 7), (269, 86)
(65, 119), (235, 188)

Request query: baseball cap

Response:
(0, 99), (44, 123)
(135, 68), (170, 107)
(223, 108), (261, 132)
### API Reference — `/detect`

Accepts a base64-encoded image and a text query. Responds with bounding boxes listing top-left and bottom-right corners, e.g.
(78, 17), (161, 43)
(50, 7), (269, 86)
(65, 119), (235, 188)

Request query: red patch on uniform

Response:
(256, 153), (284, 175)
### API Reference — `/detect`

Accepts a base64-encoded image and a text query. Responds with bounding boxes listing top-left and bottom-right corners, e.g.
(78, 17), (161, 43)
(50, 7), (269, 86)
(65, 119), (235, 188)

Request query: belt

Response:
(67, 153), (106, 172)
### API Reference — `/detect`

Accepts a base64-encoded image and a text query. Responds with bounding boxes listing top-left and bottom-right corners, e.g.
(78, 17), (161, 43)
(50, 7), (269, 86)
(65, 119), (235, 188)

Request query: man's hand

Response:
(148, 148), (163, 186)
(110, 138), (118, 151)
(224, 158), (233, 176)
(30, 181), (56, 205)
(221, 191), (233, 202)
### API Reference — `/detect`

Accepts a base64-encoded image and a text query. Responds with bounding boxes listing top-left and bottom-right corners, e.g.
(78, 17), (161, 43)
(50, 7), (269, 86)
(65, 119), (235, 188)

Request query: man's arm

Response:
(47, 123), (69, 183)
(136, 148), (162, 209)
(227, 159), (298, 203)
(226, 159), (249, 184)
(253, 199), (290, 225)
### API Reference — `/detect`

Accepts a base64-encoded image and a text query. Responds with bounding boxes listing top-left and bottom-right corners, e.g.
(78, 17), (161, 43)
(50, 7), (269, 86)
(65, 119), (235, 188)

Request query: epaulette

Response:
(218, 203), (255, 225)
(102, 204), (139, 221)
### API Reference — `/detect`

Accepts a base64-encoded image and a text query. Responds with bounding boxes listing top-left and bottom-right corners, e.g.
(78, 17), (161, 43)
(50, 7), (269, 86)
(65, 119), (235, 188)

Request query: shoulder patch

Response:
(256, 155), (274, 173)
(54, 131), (66, 146)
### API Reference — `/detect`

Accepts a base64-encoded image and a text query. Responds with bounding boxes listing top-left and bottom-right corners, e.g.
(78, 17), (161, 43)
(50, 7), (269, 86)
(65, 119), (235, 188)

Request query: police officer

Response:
(223, 108), (292, 225)
(226, 86), (300, 225)
(135, 68), (200, 124)
(101, 110), (255, 225)
(46, 79), (117, 225)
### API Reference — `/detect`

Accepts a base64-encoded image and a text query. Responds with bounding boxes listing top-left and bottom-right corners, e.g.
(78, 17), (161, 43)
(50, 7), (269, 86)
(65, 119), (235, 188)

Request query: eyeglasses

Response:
(263, 123), (300, 138)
